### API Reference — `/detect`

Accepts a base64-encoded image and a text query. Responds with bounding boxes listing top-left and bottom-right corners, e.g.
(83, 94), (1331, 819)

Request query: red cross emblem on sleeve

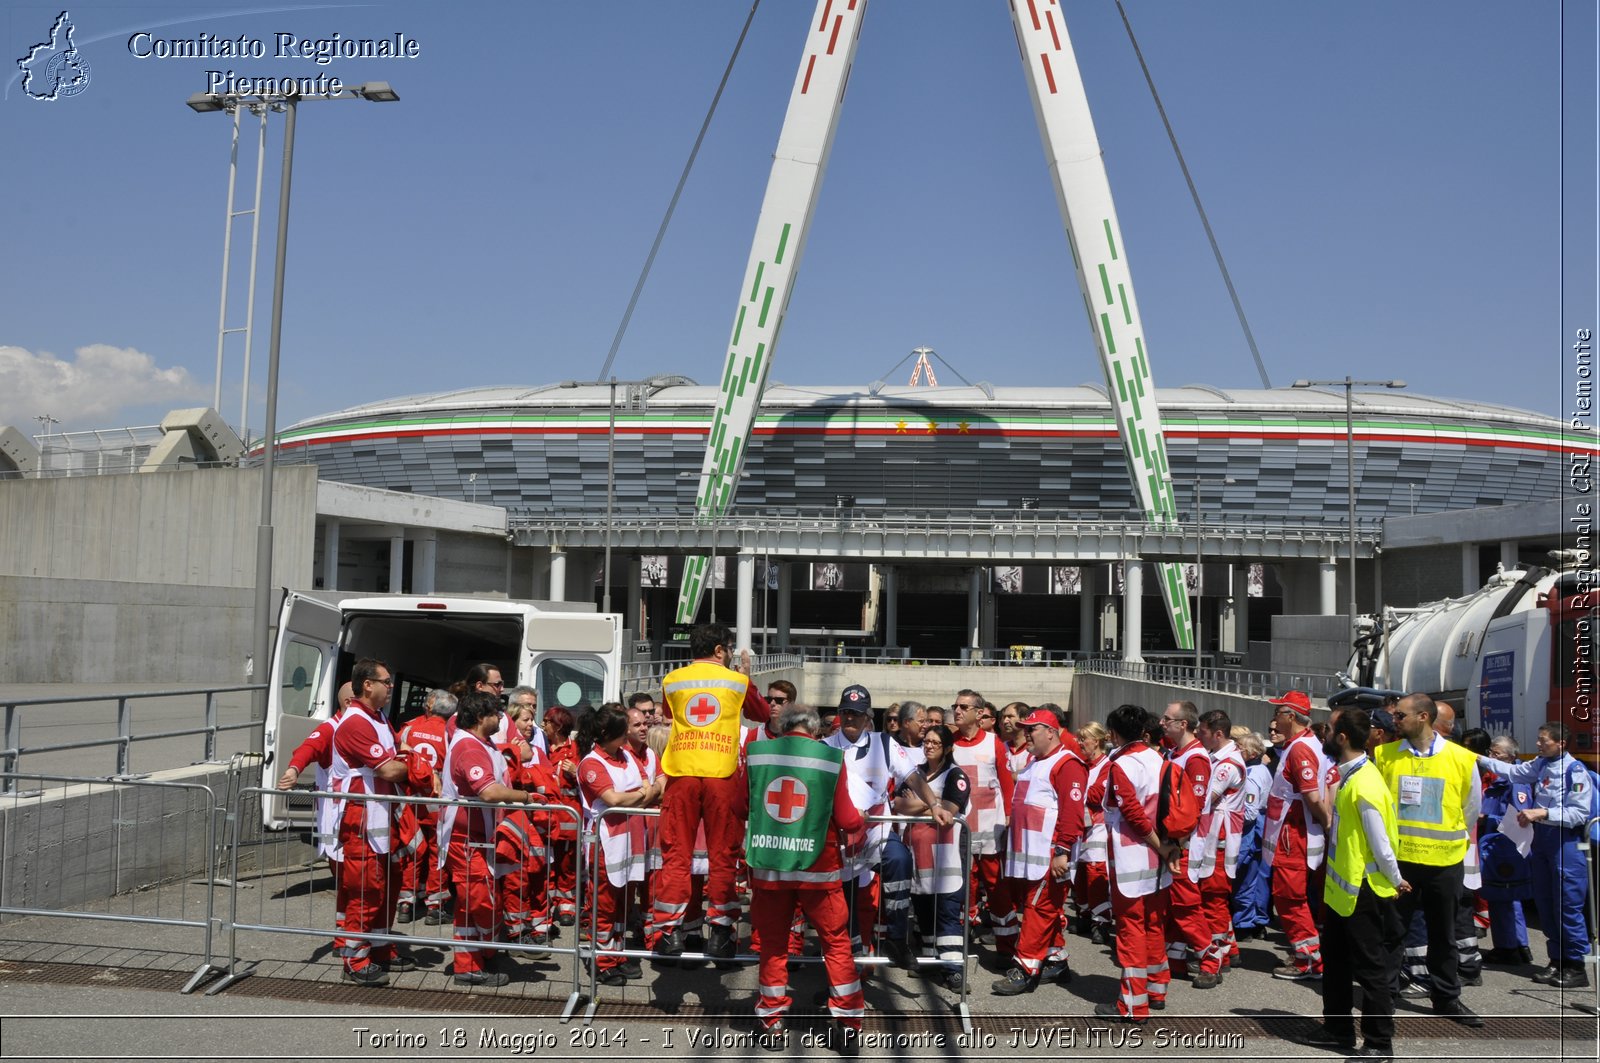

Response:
(764, 776), (809, 823)
(685, 693), (721, 727)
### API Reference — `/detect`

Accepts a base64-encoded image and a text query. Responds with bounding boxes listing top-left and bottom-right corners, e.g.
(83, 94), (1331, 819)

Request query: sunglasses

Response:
(768, 695), (790, 704)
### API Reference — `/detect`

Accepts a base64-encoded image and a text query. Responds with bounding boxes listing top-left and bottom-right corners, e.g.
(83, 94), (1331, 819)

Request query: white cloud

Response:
(0, 344), (205, 430)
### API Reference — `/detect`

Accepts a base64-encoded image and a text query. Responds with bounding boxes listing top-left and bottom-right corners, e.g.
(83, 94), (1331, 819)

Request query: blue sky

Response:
(2, 0), (1594, 437)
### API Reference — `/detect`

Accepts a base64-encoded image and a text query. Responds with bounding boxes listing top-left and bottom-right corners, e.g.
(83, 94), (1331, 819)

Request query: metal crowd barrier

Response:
(213, 786), (586, 1018)
(0, 772), (229, 994)
(581, 807), (974, 1032)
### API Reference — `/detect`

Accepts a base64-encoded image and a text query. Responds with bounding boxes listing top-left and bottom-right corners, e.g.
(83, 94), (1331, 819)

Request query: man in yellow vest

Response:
(1372, 693), (1484, 1028)
(1306, 707), (1407, 1061)
(651, 623), (773, 962)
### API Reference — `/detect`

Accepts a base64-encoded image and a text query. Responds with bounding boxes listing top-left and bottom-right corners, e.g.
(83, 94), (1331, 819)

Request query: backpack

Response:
(1156, 759), (1203, 841)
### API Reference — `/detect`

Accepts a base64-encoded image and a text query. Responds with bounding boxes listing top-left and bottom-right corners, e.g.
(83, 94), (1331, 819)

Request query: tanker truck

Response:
(1343, 552), (1598, 766)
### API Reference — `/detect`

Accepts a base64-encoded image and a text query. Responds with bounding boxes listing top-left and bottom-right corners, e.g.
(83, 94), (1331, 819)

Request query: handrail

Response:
(1076, 657), (1347, 701)
(1, 684), (266, 789)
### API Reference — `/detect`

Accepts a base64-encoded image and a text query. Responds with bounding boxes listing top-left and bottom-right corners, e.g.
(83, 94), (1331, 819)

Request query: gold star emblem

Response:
(957, 421), (971, 434)
(894, 420), (907, 433)
(925, 421), (938, 434)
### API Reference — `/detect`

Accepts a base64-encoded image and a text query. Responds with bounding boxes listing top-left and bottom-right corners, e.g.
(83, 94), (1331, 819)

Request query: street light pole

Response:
(189, 83), (399, 730)
(1291, 376), (1405, 643)
(603, 377), (617, 614)
(1192, 474), (1235, 674)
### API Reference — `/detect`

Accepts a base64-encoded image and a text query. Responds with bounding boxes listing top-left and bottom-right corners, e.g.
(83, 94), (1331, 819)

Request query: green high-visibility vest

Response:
(745, 736), (843, 872)
(1324, 759), (1400, 917)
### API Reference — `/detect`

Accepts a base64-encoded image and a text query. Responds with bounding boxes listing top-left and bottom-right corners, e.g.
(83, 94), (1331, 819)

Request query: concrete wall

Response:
(0, 465), (316, 587)
(0, 466), (316, 683)
(0, 576), (254, 683)
(435, 530), (514, 594)
(1068, 670), (1318, 736)
(1269, 614), (1353, 678)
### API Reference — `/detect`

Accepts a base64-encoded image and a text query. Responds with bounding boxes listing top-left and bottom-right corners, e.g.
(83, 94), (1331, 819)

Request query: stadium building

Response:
(276, 378), (1574, 659)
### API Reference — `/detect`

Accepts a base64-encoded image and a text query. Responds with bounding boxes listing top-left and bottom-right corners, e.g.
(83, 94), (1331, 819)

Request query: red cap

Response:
(1269, 690), (1313, 717)
(1019, 708), (1061, 729)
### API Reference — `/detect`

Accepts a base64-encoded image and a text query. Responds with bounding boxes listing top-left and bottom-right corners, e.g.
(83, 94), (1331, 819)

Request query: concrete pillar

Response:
(883, 565), (898, 649)
(1123, 558), (1144, 664)
(776, 563), (793, 650)
(626, 556), (643, 637)
(1231, 565), (1251, 654)
(532, 548), (549, 600)
(1499, 540), (1518, 574)
(1319, 559), (1338, 616)
(967, 567), (982, 655)
(736, 551), (756, 652)
(414, 534), (437, 594)
(388, 533), (405, 594)
(1461, 543), (1479, 595)
(1078, 580), (1095, 656)
(550, 548), (567, 603)
(321, 519), (340, 591)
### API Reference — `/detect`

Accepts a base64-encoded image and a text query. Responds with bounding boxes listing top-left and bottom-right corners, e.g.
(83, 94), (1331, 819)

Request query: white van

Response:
(262, 590), (622, 828)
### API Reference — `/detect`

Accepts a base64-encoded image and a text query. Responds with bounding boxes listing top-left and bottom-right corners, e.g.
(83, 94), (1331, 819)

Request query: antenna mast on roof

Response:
(908, 346), (939, 386)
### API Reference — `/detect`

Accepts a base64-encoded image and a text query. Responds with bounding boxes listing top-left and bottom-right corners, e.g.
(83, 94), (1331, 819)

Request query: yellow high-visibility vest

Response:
(1373, 738), (1475, 866)
(661, 660), (750, 778)
(1324, 759), (1399, 916)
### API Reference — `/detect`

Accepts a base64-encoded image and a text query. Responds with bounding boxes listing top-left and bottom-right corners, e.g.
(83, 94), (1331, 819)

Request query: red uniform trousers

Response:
(549, 839), (577, 920)
(1004, 875), (1069, 976)
(594, 878), (629, 971)
(398, 817), (449, 913)
(652, 775), (744, 940)
(334, 819), (401, 973)
(844, 873), (881, 952)
(752, 885), (864, 1031)
(1074, 861), (1112, 927)
(1110, 884), (1169, 1020)
(446, 842), (501, 975)
(495, 812), (547, 940)
(1198, 860), (1237, 975)
(968, 852), (1004, 927)
(1166, 850), (1208, 977)
(1271, 839), (1324, 974)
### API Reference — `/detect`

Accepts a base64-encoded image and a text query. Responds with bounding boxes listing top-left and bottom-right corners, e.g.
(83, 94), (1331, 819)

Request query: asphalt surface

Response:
(0, 858), (1594, 1062)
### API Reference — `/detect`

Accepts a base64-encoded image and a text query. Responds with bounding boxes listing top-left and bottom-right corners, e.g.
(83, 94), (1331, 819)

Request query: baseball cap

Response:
(838, 684), (872, 714)
(1269, 690), (1313, 718)
(1369, 708), (1397, 734)
(1018, 708), (1060, 729)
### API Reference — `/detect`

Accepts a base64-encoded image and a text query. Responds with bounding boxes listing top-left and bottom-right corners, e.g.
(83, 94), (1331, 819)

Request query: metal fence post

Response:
(2, 703), (17, 794)
(204, 691), (218, 763)
(116, 696), (132, 777)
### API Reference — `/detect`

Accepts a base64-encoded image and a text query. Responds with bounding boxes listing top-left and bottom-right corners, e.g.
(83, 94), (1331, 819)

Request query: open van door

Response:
(262, 591), (343, 829)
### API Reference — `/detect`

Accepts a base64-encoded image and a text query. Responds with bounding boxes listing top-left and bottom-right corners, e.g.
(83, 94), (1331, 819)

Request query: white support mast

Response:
(675, 0), (870, 625)
(1007, 0), (1192, 651)
(678, 1), (1194, 653)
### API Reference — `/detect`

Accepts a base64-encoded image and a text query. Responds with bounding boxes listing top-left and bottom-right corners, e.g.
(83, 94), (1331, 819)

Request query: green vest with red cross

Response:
(744, 736), (844, 872)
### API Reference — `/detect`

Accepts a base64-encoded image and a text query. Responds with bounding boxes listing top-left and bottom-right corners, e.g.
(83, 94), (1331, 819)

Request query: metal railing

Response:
(510, 503), (1384, 542)
(620, 653), (802, 691)
(216, 786), (587, 1016)
(1076, 657), (1347, 701)
(1, 684), (265, 790)
(581, 806), (973, 1032)
(0, 772), (229, 994)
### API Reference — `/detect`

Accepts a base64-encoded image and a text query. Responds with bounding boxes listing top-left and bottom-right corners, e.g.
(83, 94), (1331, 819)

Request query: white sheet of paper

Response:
(1497, 812), (1534, 857)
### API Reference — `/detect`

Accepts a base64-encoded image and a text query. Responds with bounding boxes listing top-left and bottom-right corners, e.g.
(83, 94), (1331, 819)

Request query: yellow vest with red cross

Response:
(661, 660), (750, 778)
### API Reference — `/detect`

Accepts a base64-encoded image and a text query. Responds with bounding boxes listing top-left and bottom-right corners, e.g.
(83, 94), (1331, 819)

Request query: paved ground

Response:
(0, 860), (1594, 1062)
